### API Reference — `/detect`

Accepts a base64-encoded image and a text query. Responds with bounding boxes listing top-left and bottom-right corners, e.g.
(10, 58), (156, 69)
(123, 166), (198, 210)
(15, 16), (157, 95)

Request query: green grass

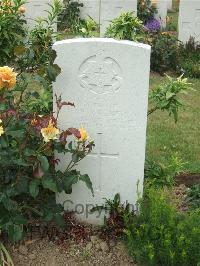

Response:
(146, 73), (200, 173)
(166, 0), (179, 32)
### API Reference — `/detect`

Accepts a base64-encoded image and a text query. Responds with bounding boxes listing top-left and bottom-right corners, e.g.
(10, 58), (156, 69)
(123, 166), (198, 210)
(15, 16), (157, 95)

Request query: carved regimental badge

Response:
(78, 51), (123, 95)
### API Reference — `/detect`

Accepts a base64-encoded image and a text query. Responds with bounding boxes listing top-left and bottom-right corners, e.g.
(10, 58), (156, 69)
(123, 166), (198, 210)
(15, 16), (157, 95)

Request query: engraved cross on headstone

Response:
(88, 133), (119, 191)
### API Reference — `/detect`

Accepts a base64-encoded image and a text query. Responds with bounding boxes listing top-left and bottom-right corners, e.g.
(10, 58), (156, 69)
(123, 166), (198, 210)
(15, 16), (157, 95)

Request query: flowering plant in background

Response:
(0, 66), (94, 241)
(144, 18), (161, 32)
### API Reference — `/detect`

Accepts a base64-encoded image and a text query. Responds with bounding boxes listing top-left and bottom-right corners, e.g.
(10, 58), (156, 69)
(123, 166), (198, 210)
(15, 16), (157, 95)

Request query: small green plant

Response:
(148, 74), (193, 122)
(78, 17), (98, 37)
(0, 0), (27, 66)
(124, 188), (200, 266)
(58, 0), (83, 33)
(186, 184), (200, 210)
(145, 153), (186, 188)
(105, 12), (145, 42)
(91, 193), (133, 238)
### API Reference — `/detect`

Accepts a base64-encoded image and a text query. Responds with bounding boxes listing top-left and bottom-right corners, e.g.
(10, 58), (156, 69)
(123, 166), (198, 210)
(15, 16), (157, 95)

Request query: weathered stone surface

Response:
(25, 0), (55, 29)
(53, 38), (151, 224)
(79, 0), (137, 35)
(154, 0), (168, 28)
(178, 0), (200, 43)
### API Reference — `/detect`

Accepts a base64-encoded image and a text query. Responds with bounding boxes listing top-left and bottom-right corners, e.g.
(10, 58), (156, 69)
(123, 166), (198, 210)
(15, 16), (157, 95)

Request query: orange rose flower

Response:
(0, 66), (17, 89)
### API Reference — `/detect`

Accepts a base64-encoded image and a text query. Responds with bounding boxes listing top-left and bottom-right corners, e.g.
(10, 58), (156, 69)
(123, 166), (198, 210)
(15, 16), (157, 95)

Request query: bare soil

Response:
(10, 237), (135, 266)
(176, 173), (200, 187)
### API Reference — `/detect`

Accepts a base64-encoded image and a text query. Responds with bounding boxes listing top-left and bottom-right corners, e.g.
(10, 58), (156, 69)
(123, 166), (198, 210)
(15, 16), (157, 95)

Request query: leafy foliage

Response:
(58, 0), (83, 33)
(124, 188), (200, 266)
(105, 12), (145, 42)
(78, 18), (98, 37)
(178, 38), (200, 79)
(145, 153), (185, 188)
(148, 32), (179, 74)
(186, 184), (200, 210)
(0, 0), (27, 66)
(91, 193), (133, 239)
(148, 75), (193, 122)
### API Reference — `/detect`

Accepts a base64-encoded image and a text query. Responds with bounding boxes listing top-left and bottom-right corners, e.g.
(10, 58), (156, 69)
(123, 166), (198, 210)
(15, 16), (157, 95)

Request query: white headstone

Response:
(155, 0), (168, 28)
(100, 0), (137, 35)
(53, 38), (150, 224)
(178, 0), (200, 43)
(79, 0), (137, 35)
(79, 0), (101, 24)
(25, 0), (55, 29)
(167, 0), (172, 10)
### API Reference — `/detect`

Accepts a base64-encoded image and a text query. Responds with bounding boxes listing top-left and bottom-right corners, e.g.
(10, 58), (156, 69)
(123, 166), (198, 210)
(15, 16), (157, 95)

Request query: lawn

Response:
(146, 73), (200, 173)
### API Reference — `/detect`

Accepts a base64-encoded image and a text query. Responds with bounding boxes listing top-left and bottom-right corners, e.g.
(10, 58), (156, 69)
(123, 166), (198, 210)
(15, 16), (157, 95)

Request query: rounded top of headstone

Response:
(53, 38), (151, 51)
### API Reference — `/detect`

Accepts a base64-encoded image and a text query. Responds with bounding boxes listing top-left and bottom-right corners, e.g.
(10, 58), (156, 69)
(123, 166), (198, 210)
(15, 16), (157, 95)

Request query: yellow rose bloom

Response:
(41, 120), (60, 142)
(0, 126), (4, 136)
(0, 66), (17, 89)
(79, 127), (89, 142)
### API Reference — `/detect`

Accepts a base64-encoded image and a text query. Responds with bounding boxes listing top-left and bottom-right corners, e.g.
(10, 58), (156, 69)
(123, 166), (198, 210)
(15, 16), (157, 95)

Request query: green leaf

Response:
(24, 148), (36, 157)
(2, 197), (18, 211)
(15, 177), (29, 194)
(12, 215), (27, 225)
(29, 180), (40, 198)
(46, 64), (61, 82)
(80, 174), (94, 196)
(0, 103), (7, 111)
(166, 91), (175, 100)
(8, 224), (23, 242)
(42, 176), (58, 192)
(43, 211), (53, 222)
(6, 129), (25, 139)
(54, 213), (65, 228)
(37, 155), (49, 172)
(62, 172), (78, 193)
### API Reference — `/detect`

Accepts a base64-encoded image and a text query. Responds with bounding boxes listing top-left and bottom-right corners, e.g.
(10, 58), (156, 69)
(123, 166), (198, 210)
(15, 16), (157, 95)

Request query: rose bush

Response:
(0, 67), (94, 241)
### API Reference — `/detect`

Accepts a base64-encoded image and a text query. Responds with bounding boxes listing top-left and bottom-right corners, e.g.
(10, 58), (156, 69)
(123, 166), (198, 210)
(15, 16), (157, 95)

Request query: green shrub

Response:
(0, 0), (27, 66)
(148, 74), (192, 122)
(58, 0), (83, 33)
(78, 18), (98, 37)
(105, 12), (145, 42)
(178, 38), (200, 79)
(148, 32), (179, 74)
(145, 153), (185, 188)
(124, 188), (200, 266)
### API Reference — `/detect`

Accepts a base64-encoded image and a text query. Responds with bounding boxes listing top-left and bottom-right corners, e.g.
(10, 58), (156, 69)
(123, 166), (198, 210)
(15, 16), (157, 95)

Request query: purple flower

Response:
(144, 18), (161, 32)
